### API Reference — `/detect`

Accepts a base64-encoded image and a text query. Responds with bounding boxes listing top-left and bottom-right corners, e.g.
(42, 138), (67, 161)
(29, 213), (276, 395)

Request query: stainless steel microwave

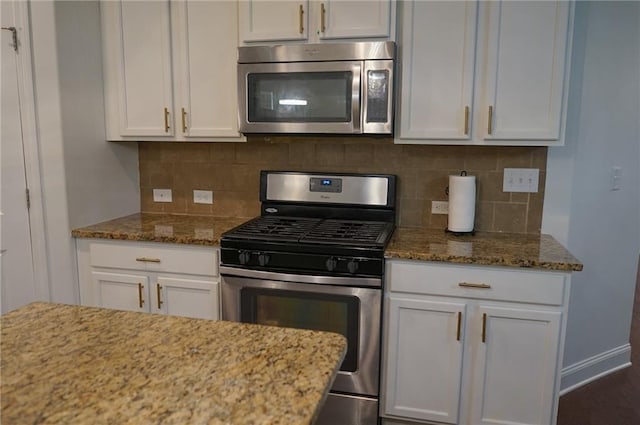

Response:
(237, 41), (395, 135)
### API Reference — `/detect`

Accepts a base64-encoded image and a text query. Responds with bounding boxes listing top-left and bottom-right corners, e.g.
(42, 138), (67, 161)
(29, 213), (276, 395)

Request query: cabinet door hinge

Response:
(1, 26), (18, 52)
(26, 188), (30, 210)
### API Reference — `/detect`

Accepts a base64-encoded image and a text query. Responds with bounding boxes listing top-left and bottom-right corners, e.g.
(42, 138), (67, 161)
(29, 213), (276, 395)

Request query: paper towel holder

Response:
(445, 170), (476, 236)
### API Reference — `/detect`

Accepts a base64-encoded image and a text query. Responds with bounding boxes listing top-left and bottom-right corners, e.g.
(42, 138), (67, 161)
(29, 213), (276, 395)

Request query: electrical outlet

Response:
(193, 190), (213, 204)
(153, 189), (172, 203)
(432, 200), (449, 214)
(503, 168), (539, 193)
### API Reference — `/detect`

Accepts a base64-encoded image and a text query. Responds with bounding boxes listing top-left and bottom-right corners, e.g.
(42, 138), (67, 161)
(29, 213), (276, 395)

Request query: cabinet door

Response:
(396, 0), (477, 140)
(477, 0), (571, 141)
(317, 0), (391, 40)
(104, 1), (174, 137)
(239, 0), (308, 42)
(154, 276), (219, 320)
(384, 296), (466, 424)
(172, 1), (241, 139)
(469, 305), (562, 425)
(92, 271), (149, 313)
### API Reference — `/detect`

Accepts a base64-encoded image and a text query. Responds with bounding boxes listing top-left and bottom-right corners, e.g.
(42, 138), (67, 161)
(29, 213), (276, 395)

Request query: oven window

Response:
(240, 288), (359, 372)
(247, 72), (352, 123)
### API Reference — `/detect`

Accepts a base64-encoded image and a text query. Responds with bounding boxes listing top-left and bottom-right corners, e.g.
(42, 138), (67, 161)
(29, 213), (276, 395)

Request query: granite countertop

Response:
(1, 302), (346, 425)
(71, 213), (249, 246)
(386, 227), (583, 272)
(72, 213), (582, 272)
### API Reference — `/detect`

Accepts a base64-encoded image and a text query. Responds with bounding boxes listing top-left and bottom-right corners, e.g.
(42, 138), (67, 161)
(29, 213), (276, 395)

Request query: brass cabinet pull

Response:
(299, 4), (304, 34)
(138, 283), (144, 308)
(320, 3), (326, 32)
(482, 313), (487, 343)
(487, 105), (493, 135)
(136, 257), (161, 263)
(156, 284), (163, 309)
(456, 311), (462, 341)
(464, 106), (469, 135)
(181, 108), (187, 133)
(458, 282), (491, 289)
(164, 107), (170, 133)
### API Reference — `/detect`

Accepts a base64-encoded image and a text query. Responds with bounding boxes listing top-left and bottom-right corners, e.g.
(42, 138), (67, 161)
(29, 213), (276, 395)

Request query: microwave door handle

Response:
(352, 63), (362, 133)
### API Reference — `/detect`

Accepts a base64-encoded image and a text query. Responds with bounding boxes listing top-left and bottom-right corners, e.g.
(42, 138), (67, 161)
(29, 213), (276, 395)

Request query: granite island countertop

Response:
(1, 302), (346, 425)
(72, 213), (582, 272)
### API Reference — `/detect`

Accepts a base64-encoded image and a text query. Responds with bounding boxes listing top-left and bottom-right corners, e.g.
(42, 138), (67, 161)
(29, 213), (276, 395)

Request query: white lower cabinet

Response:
(382, 260), (571, 425)
(77, 239), (220, 320)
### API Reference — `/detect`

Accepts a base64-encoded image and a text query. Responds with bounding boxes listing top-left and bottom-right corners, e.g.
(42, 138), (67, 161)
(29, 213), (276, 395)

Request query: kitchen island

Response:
(0, 302), (346, 424)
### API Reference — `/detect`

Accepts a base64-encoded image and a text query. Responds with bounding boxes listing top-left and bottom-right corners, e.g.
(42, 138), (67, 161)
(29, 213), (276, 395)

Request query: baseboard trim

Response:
(560, 343), (632, 395)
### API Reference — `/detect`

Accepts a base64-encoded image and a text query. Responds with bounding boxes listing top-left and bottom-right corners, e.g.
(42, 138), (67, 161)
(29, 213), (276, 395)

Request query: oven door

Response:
(220, 267), (381, 397)
(238, 61), (362, 134)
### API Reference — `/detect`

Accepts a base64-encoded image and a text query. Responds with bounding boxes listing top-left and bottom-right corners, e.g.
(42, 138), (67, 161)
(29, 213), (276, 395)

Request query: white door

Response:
(239, 0), (309, 42)
(93, 271), (149, 313)
(384, 296), (466, 424)
(155, 276), (219, 320)
(172, 0), (241, 138)
(1, 6), (36, 314)
(397, 0), (477, 140)
(469, 305), (562, 425)
(317, 0), (391, 39)
(477, 0), (570, 141)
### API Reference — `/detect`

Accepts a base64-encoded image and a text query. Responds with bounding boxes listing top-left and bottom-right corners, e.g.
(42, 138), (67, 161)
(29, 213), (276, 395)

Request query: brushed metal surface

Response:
(264, 172), (390, 206)
(221, 273), (381, 397)
(238, 41), (395, 63)
(316, 393), (379, 425)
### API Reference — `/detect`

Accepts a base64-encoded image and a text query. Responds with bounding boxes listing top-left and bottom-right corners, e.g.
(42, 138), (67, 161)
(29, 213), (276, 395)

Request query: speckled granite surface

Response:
(1, 302), (346, 425)
(71, 213), (248, 246)
(386, 227), (582, 271)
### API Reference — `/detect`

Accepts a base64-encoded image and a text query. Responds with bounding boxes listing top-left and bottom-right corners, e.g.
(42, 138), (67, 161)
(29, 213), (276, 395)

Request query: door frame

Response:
(3, 0), (50, 302)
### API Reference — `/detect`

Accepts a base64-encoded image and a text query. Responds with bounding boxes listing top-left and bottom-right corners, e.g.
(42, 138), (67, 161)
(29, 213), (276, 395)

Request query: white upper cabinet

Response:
(397, 1), (477, 140)
(105, 1), (174, 137)
(101, 0), (243, 142)
(239, 1), (309, 42)
(478, 1), (571, 142)
(396, 0), (573, 146)
(239, 0), (394, 44)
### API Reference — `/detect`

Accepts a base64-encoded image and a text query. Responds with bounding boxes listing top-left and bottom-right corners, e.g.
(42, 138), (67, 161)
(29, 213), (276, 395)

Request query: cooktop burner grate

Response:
(226, 216), (321, 242)
(301, 220), (392, 245)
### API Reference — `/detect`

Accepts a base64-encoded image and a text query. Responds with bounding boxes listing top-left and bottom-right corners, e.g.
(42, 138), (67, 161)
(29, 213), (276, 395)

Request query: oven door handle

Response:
(219, 266), (382, 288)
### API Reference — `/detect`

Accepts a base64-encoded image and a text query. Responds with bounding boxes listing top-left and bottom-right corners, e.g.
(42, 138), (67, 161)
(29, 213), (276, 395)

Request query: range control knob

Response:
(325, 257), (338, 272)
(347, 259), (360, 274)
(238, 250), (251, 265)
(258, 253), (270, 267)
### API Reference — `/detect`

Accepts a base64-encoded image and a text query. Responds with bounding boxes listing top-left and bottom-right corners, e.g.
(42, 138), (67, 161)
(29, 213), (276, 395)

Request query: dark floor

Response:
(557, 262), (640, 425)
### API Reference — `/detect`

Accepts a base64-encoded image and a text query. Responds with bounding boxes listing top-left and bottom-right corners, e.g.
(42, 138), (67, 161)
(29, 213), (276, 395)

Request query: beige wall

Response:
(139, 136), (547, 234)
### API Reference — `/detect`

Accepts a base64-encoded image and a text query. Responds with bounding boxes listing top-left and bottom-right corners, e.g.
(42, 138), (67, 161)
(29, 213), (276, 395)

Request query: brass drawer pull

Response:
(136, 257), (161, 263)
(181, 107), (187, 133)
(164, 107), (170, 133)
(464, 105), (469, 135)
(487, 105), (493, 135)
(138, 283), (144, 308)
(458, 282), (491, 289)
(482, 313), (487, 343)
(156, 284), (163, 309)
(299, 4), (304, 34)
(321, 3), (326, 32)
(456, 312), (462, 341)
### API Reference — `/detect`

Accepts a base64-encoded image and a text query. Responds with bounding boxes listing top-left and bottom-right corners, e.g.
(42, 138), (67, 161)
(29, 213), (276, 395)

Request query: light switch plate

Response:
(153, 189), (172, 202)
(503, 168), (539, 193)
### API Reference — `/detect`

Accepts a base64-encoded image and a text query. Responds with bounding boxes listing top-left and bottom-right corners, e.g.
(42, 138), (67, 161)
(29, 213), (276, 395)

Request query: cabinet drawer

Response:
(89, 241), (218, 276)
(387, 260), (567, 305)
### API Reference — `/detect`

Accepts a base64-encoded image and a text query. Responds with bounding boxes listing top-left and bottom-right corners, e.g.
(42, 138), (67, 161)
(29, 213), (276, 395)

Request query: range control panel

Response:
(309, 177), (343, 193)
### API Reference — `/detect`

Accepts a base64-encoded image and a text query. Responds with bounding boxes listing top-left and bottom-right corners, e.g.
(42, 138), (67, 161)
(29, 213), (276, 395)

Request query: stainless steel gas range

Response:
(220, 170), (397, 425)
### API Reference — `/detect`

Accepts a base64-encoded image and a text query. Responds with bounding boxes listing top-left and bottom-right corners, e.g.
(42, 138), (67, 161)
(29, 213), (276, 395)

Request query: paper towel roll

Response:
(448, 174), (476, 232)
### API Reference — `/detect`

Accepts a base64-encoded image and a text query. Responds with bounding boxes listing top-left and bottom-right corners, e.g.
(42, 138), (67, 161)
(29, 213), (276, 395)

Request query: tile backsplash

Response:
(138, 136), (547, 234)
